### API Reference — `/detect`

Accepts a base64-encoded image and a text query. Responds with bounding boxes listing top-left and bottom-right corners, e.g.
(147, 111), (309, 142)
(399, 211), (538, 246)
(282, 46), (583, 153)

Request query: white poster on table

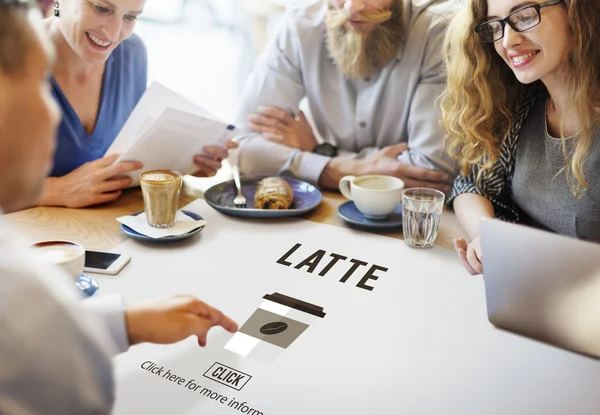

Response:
(98, 200), (600, 415)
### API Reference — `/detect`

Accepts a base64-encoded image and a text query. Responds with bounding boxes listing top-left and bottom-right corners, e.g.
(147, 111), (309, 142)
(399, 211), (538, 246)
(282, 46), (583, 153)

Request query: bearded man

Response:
(234, 0), (459, 191)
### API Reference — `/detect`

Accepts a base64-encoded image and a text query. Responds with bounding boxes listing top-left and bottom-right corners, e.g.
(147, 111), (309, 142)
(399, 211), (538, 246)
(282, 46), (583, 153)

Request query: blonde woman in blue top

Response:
(35, 0), (231, 209)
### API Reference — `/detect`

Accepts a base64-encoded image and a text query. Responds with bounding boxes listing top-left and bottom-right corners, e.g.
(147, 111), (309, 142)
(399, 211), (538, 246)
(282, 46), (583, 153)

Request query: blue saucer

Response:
(337, 201), (403, 230)
(120, 210), (205, 243)
(76, 273), (100, 298)
(204, 177), (322, 219)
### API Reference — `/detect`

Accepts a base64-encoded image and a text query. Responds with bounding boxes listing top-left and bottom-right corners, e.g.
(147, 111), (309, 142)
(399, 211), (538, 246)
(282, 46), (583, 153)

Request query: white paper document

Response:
(106, 82), (236, 187)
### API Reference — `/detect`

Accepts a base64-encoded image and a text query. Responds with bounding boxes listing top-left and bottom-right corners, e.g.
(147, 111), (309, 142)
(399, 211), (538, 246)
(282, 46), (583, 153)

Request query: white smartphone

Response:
(84, 250), (131, 275)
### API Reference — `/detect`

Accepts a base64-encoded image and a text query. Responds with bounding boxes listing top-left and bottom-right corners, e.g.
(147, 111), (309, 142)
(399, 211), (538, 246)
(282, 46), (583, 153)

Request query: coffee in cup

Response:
(140, 170), (183, 228)
(31, 240), (85, 281)
(339, 175), (404, 220)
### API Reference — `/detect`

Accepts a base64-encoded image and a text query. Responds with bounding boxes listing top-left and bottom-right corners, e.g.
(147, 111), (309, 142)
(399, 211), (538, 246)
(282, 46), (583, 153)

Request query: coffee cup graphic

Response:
(224, 293), (326, 364)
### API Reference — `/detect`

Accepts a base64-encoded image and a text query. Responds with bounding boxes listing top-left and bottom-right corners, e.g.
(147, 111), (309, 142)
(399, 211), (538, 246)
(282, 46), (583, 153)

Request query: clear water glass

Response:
(402, 188), (445, 248)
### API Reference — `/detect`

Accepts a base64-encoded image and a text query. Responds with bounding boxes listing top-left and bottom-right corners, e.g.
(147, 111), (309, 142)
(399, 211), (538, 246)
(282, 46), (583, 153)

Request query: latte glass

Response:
(140, 170), (183, 228)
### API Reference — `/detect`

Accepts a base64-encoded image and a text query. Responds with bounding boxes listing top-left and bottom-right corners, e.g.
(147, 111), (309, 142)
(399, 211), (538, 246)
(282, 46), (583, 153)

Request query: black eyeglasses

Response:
(475, 0), (564, 43)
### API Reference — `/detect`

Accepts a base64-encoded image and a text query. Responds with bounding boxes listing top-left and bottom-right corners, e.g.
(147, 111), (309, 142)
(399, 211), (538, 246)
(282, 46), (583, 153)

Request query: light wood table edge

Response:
(4, 185), (466, 252)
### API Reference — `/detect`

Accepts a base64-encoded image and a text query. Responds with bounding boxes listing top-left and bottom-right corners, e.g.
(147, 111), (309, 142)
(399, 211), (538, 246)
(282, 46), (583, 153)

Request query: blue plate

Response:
(337, 201), (403, 230)
(76, 273), (100, 298)
(120, 210), (205, 243)
(204, 178), (322, 218)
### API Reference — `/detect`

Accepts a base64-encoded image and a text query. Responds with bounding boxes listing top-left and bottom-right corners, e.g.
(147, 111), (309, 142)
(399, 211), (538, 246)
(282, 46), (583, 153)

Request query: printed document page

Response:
(106, 82), (235, 187)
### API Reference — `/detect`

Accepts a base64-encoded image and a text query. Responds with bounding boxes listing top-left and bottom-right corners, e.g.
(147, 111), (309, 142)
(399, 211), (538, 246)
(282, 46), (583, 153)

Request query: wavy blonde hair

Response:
(441, 0), (600, 196)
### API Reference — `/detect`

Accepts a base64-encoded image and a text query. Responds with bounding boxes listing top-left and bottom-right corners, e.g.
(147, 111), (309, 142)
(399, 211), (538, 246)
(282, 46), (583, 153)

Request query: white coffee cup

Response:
(339, 175), (404, 220)
(31, 240), (85, 281)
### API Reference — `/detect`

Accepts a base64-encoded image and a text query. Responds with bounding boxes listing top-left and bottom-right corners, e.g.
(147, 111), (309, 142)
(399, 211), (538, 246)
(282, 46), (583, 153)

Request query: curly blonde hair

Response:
(441, 0), (600, 196)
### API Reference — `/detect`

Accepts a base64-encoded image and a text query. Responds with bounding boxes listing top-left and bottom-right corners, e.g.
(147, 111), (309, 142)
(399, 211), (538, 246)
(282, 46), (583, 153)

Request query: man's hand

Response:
(247, 106), (317, 151)
(40, 154), (143, 208)
(125, 295), (239, 348)
(453, 237), (483, 275)
(318, 143), (452, 191)
(358, 143), (451, 193)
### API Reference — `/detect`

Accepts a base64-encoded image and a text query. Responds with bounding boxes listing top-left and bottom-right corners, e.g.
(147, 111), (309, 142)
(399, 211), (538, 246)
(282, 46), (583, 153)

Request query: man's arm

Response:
(318, 143), (450, 191)
(0, 267), (116, 415)
(83, 294), (130, 356)
(236, 12), (332, 184)
(397, 7), (459, 177)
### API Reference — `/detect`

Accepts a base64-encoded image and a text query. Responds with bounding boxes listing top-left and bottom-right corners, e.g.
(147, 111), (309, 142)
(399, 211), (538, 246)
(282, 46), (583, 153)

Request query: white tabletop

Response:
(102, 200), (600, 415)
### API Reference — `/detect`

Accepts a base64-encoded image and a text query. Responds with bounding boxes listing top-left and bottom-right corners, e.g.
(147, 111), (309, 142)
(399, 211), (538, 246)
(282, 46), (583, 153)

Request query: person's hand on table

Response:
(453, 237), (483, 275)
(125, 295), (239, 348)
(41, 154), (143, 208)
(247, 106), (317, 152)
(192, 141), (237, 177)
(359, 143), (452, 193)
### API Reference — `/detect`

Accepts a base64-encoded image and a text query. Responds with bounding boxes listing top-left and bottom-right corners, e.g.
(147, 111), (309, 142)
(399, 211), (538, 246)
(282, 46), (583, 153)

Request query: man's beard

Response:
(325, 1), (405, 80)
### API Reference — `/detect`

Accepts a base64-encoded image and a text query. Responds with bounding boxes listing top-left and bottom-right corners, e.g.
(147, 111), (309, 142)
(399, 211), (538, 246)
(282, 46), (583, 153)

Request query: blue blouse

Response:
(49, 34), (147, 177)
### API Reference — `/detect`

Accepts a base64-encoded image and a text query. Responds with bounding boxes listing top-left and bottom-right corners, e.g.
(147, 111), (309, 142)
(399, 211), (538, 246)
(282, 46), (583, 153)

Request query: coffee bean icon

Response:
(260, 321), (288, 335)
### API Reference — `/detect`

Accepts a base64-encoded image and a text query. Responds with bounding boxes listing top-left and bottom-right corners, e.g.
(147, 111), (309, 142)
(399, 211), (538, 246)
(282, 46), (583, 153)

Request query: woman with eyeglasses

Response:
(29, 0), (233, 210)
(440, 0), (600, 274)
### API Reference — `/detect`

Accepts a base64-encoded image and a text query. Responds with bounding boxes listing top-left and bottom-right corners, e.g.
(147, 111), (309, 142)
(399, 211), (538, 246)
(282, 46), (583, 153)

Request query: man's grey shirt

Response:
(235, 0), (459, 184)
(0, 215), (129, 414)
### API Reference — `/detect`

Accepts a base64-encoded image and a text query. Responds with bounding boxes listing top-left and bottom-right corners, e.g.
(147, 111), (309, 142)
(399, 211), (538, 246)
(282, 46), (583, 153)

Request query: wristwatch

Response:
(312, 142), (338, 157)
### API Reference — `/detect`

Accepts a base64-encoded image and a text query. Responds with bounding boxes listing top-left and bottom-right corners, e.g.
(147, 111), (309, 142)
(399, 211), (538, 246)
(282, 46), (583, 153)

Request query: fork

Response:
(232, 164), (246, 208)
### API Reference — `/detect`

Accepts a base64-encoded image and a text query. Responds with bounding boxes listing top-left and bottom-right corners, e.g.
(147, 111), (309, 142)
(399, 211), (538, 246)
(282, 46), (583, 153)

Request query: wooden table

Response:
(3, 181), (466, 251)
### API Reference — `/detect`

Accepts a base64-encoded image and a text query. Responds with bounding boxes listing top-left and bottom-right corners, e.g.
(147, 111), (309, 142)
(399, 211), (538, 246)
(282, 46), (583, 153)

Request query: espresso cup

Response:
(140, 169), (183, 228)
(31, 240), (85, 281)
(339, 175), (404, 220)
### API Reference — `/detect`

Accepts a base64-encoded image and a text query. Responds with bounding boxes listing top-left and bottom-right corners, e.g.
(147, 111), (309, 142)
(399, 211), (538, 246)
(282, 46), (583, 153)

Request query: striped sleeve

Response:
(447, 89), (539, 222)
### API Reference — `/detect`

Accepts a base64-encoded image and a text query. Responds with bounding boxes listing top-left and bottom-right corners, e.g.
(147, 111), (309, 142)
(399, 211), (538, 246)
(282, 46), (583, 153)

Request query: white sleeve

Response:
(0, 266), (116, 415)
(84, 294), (130, 356)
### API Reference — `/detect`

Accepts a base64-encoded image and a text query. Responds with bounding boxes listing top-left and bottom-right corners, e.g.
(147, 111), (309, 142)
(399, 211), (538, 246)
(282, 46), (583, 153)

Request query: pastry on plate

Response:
(254, 177), (294, 209)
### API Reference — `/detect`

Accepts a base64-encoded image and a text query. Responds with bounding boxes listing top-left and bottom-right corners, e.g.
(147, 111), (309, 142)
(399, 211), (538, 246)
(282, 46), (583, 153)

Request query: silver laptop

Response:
(481, 218), (600, 358)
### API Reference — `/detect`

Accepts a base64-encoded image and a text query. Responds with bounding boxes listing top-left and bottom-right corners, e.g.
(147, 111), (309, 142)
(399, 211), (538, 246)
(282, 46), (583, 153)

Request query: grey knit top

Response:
(511, 95), (600, 242)
(449, 85), (600, 243)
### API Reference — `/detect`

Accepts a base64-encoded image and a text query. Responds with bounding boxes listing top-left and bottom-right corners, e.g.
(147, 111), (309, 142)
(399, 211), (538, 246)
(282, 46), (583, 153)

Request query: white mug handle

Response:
(339, 175), (356, 200)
